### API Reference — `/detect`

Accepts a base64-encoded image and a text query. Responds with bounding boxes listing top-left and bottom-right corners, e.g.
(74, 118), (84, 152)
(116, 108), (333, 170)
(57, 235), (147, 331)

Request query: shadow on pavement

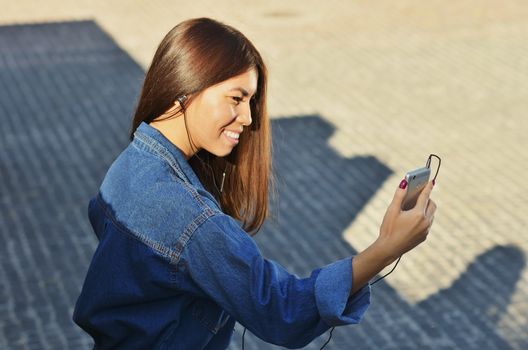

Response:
(0, 20), (524, 350)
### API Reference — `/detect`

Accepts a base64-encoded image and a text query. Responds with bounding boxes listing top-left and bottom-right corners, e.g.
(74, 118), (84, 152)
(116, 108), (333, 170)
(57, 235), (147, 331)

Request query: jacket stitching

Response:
(191, 304), (219, 334)
(96, 193), (217, 266)
(133, 132), (217, 211)
(95, 193), (177, 261)
(167, 171), (212, 209)
(172, 208), (215, 262)
(133, 132), (191, 184)
(190, 302), (230, 334)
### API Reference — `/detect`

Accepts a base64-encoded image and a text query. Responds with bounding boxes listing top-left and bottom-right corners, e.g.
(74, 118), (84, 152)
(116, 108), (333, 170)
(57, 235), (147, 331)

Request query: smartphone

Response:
(401, 166), (431, 211)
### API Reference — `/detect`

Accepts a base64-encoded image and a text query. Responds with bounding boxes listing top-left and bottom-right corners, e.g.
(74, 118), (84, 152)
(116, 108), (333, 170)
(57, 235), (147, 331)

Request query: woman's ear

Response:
(156, 100), (185, 120)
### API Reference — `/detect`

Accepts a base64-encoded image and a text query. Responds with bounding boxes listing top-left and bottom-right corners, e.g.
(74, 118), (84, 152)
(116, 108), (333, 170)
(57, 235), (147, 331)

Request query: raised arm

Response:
(350, 179), (436, 295)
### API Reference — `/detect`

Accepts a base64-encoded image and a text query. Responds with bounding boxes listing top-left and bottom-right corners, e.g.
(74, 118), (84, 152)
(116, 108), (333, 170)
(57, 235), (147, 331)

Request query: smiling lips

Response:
(223, 130), (240, 144)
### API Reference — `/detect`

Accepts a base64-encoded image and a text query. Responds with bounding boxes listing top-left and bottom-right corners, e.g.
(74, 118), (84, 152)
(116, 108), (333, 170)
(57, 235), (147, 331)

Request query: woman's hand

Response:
(375, 179), (437, 264)
(350, 179), (437, 295)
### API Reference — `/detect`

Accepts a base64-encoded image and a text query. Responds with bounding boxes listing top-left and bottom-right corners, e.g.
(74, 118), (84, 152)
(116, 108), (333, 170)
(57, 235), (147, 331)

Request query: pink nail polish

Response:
(399, 179), (408, 189)
(432, 179), (436, 186)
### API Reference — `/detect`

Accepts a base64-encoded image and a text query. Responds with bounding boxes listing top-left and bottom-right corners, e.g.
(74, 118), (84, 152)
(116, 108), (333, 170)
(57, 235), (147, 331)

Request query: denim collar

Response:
(133, 121), (205, 191)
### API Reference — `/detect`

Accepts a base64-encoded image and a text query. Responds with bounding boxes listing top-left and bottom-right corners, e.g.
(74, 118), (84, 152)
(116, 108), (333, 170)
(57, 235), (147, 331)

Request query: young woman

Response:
(73, 17), (436, 349)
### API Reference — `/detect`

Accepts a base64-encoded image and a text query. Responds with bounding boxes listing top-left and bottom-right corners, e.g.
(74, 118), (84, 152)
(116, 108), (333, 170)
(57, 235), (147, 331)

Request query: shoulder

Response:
(126, 180), (224, 250)
(98, 149), (223, 254)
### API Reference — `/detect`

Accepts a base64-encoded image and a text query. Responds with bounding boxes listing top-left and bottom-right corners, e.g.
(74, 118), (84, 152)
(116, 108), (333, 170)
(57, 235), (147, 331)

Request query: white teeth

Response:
(224, 130), (240, 139)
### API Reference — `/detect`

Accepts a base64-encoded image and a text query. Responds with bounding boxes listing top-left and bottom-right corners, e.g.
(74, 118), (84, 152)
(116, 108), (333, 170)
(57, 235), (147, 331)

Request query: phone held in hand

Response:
(401, 166), (431, 211)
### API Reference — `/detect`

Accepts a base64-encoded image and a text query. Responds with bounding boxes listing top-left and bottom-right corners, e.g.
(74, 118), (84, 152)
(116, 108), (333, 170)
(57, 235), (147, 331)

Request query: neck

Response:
(149, 117), (197, 160)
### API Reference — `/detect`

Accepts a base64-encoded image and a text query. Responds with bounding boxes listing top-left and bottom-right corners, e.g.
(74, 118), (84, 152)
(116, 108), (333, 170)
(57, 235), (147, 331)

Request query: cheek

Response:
(195, 104), (232, 139)
(211, 103), (236, 129)
(191, 96), (236, 136)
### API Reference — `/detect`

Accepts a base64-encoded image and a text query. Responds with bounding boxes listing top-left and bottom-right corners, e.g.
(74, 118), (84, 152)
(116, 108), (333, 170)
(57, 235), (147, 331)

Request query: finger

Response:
(389, 178), (408, 211)
(416, 180), (434, 212)
(425, 198), (437, 219)
(425, 216), (434, 237)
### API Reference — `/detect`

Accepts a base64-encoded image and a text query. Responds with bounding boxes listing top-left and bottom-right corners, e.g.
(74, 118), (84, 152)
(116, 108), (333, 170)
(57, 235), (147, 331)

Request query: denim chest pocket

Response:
(191, 298), (230, 334)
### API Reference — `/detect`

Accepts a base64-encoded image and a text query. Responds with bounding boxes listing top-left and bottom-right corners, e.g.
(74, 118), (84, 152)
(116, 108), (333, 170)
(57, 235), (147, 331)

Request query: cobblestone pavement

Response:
(1, 1), (527, 349)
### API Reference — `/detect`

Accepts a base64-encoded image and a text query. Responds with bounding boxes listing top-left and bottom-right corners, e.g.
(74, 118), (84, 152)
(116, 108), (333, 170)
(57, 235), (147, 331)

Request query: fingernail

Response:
(399, 179), (408, 189)
(432, 179), (436, 186)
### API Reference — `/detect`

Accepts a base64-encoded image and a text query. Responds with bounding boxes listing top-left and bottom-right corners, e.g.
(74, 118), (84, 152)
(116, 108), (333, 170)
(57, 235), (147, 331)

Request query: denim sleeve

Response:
(179, 212), (371, 348)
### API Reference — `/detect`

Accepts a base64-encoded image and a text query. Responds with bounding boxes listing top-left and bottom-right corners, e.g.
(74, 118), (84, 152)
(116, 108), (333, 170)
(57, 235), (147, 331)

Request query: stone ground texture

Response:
(0, 1), (527, 349)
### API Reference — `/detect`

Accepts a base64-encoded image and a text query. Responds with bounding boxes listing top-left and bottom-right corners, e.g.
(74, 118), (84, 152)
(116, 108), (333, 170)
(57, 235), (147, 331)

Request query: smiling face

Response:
(184, 68), (258, 157)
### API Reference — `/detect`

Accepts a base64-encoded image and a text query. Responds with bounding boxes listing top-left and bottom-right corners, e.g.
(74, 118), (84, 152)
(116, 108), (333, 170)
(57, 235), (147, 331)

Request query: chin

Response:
(205, 137), (237, 157)
(208, 147), (233, 158)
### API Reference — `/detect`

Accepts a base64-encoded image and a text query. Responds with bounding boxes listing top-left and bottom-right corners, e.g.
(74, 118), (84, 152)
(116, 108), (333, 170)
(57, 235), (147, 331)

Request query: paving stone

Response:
(1, 2), (528, 349)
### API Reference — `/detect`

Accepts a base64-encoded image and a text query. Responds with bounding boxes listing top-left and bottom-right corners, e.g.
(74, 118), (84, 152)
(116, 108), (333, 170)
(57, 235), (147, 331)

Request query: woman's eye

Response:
(231, 96), (243, 104)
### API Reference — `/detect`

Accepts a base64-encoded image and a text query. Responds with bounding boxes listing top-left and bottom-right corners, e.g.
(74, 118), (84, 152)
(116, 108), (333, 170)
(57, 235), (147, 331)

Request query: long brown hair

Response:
(130, 17), (275, 235)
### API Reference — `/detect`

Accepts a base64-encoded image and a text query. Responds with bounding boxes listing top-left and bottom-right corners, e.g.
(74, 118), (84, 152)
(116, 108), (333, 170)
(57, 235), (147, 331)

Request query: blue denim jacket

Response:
(73, 121), (371, 349)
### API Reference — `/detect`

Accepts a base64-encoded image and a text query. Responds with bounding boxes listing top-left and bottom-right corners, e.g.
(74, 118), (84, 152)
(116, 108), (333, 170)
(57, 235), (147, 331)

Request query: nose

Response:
(237, 104), (252, 127)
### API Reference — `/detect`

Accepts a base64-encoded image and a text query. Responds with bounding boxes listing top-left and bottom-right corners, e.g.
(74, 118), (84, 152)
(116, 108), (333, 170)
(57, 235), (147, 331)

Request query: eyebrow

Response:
(230, 87), (256, 97)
